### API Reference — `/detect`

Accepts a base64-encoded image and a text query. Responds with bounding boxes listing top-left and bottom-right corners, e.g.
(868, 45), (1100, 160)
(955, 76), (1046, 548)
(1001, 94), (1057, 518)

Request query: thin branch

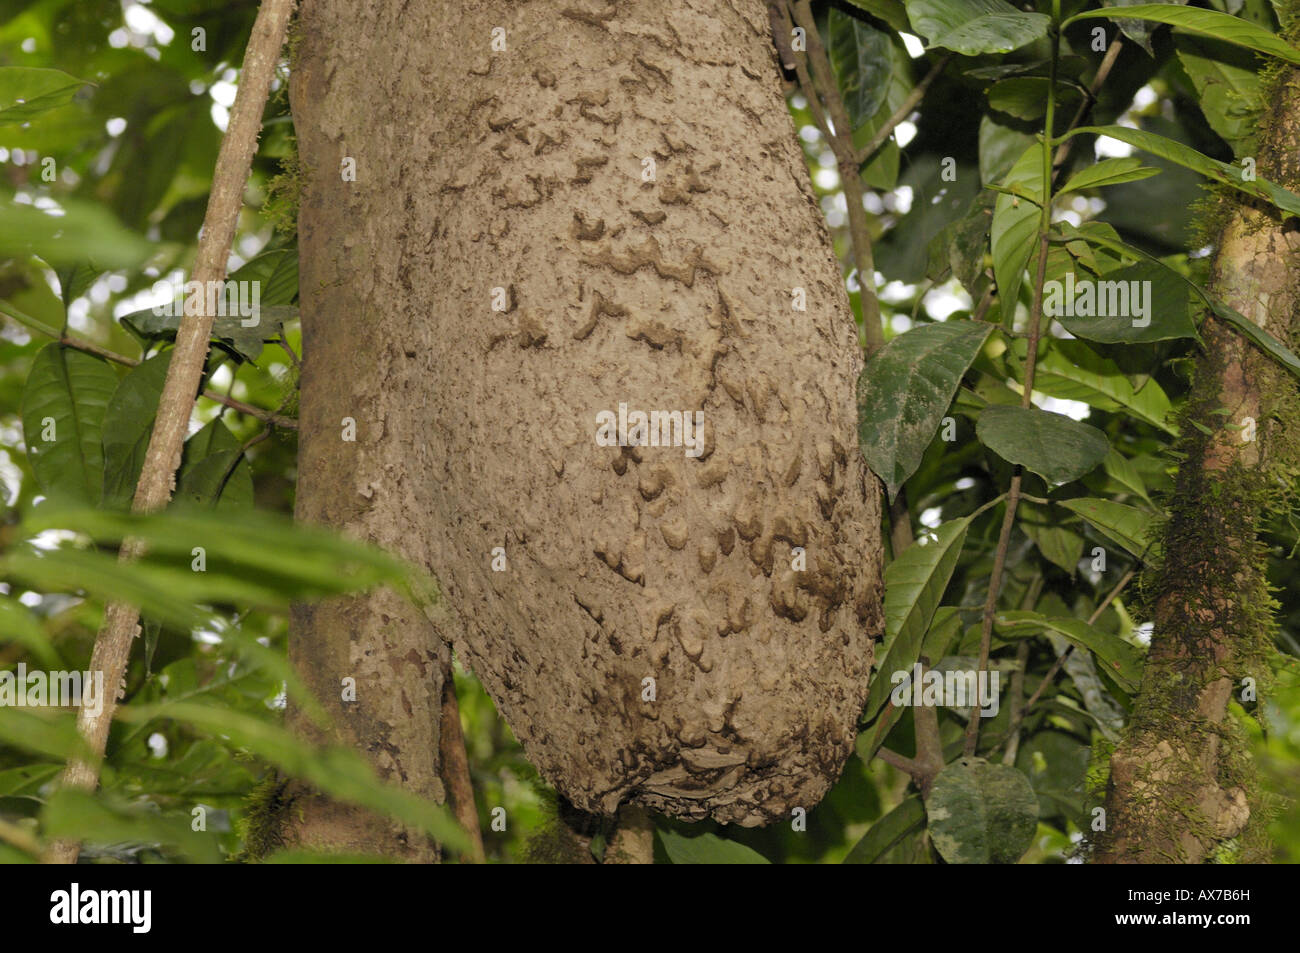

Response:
(876, 745), (923, 777)
(1052, 36), (1124, 179)
(46, 0), (297, 865)
(854, 52), (952, 166)
(789, 0), (884, 351)
(965, 7), (1062, 758)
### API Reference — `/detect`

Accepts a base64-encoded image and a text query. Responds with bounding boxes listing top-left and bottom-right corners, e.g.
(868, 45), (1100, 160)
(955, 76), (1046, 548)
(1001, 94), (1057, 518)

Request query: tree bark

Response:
(289, 0), (882, 838)
(1094, 67), (1300, 863)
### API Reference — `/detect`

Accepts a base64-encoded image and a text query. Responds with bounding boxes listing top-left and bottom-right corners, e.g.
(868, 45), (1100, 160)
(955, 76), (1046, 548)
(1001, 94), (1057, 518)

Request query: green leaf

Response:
(56, 263), (99, 312)
(1059, 157), (1162, 195)
(20, 343), (118, 505)
(857, 321), (993, 498)
(1012, 338), (1177, 433)
(100, 350), (171, 511)
(865, 521), (971, 722)
(905, 0), (1051, 55)
(979, 114), (1036, 185)
(1065, 5), (1300, 66)
(991, 143), (1043, 316)
(849, 34), (915, 187)
(829, 8), (894, 131)
(0, 257), (65, 338)
(1108, 0), (1190, 55)
(844, 794), (926, 863)
(0, 67), (91, 125)
(120, 301), (294, 362)
(976, 405), (1109, 485)
(658, 829), (770, 864)
(1055, 225), (1300, 379)
(1066, 124), (1300, 216)
(115, 701), (472, 856)
(861, 607), (963, 758)
(926, 758), (1039, 863)
(987, 77), (1081, 121)
(846, 0), (913, 32)
(176, 419), (253, 510)
(1102, 447), (1155, 506)
(1174, 34), (1261, 156)
(1019, 502), (1084, 573)
(1049, 260), (1197, 343)
(1058, 497), (1159, 559)
(42, 788), (223, 863)
(995, 611), (1145, 693)
(0, 198), (152, 269)
(18, 503), (416, 606)
(0, 596), (61, 668)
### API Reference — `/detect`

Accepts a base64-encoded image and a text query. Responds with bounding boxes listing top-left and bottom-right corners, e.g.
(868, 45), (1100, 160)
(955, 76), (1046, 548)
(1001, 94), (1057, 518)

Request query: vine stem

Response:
(45, 0), (297, 864)
(964, 0), (1061, 758)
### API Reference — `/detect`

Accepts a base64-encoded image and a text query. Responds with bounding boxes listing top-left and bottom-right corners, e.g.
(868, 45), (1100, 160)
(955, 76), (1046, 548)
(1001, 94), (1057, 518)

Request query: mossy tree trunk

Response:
(1093, 62), (1300, 864)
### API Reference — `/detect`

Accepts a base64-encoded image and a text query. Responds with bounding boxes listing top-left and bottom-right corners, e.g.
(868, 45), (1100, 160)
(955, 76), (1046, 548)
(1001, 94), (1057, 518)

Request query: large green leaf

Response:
(0, 198), (152, 269)
(1050, 261), (1197, 344)
(658, 829), (770, 864)
(1058, 497), (1159, 558)
(926, 759), (1038, 863)
(844, 794), (926, 863)
(995, 610), (1145, 693)
(1066, 5), (1300, 66)
(1058, 225), (1300, 379)
(1011, 338), (1177, 433)
(100, 350), (171, 511)
(976, 405), (1109, 485)
(0, 67), (90, 125)
(991, 143), (1043, 316)
(905, 0), (1051, 55)
(860, 607), (962, 758)
(857, 321), (993, 498)
(1174, 35), (1261, 156)
(829, 8), (894, 131)
(20, 343), (118, 505)
(864, 521), (970, 722)
(1065, 124), (1300, 216)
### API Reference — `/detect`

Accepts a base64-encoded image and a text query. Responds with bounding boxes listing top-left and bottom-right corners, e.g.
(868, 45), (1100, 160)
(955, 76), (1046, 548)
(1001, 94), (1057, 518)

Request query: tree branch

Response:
(789, 0), (884, 351)
(46, 0), (297, 865)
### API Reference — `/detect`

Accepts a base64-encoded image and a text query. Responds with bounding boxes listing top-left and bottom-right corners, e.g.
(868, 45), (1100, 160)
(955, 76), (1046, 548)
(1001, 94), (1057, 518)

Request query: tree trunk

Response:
(1093, 66), (1300, 863)
(288, 0), (882, 839)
